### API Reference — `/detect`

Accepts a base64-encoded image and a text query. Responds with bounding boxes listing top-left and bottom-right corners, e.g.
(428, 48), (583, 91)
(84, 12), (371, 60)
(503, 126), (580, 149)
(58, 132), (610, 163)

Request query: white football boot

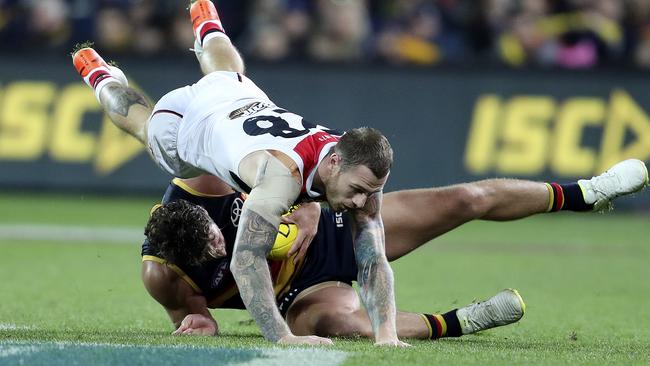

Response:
(578, 159), (649, 212)
(456, 288), (526, 335)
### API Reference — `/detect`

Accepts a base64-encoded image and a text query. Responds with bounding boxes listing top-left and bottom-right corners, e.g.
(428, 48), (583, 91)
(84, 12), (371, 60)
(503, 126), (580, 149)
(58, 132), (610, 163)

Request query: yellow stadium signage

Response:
(465, 90), (650, 177)
(0, 81), (144, 175)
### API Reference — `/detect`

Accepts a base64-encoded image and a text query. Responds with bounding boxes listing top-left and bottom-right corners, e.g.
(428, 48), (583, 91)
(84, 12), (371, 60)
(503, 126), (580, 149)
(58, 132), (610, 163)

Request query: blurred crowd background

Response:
(2, 0), (650, 69)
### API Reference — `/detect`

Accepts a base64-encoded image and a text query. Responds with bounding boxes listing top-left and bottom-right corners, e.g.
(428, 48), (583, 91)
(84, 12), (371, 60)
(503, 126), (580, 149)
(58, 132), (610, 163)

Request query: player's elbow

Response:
(356, 252), (392, 277)
(228, 249), (259, 278)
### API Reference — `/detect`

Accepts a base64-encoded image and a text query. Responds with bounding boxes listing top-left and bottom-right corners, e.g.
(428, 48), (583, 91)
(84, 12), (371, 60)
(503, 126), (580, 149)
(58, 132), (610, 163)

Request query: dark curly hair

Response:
(144, 199), (214, 266)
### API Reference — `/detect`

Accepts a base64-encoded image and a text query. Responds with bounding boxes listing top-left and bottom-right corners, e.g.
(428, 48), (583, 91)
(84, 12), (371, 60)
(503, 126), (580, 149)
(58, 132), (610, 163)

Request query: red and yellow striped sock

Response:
(421, 314), (446, 339)
(422, 311), (462, 339)
(545, 182), (564, 211)
(545, 182), (593, 212)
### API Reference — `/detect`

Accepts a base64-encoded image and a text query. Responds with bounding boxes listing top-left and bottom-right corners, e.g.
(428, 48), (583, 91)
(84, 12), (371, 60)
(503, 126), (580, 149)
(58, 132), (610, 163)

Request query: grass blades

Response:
(1, 193), (649, 365)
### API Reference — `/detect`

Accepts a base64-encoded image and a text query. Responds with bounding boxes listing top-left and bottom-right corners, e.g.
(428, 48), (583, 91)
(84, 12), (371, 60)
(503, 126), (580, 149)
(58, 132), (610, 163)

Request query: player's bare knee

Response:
(453, 184), (491, 219)
(313, 308), (369, 337)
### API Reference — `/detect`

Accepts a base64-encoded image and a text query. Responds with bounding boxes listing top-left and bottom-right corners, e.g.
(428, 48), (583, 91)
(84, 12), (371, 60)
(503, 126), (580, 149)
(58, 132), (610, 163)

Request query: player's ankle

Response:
(421, 311), (462, 339)
(545, 182), (593, 212)
(72, 47), (128, 102)
(92, 66), (128, 102)
(199, 30), (230, 47)
(190, 0), (228, 46)
(83, 65), (128, 102)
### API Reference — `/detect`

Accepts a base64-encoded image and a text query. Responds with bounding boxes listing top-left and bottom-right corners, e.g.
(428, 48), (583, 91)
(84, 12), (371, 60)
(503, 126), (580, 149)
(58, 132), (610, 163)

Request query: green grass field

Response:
(1, 192), (649, 365)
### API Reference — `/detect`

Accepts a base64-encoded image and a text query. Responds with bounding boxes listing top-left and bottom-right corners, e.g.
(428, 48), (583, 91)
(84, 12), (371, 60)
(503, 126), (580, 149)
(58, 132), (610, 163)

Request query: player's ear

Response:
(329, 153), (341, 167)
(324, 152), (342, 178)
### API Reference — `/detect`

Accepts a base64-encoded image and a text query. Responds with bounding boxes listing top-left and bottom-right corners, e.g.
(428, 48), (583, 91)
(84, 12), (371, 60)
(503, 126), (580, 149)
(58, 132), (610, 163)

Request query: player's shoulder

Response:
(141, 258), (182, 293)
(141, 258), (200, 307)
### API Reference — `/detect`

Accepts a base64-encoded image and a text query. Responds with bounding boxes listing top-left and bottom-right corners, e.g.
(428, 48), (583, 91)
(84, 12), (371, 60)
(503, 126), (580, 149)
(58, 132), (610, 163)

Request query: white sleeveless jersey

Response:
(177, 91), (342, 197)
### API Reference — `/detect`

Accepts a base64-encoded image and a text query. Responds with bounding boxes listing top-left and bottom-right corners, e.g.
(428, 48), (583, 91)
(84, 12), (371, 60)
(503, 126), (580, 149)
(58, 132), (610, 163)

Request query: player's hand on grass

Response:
(278, 334), (333, 345)
(172, 314), (217, 336)
(282, 202), (321, 264)
(374, 339), (411, 347)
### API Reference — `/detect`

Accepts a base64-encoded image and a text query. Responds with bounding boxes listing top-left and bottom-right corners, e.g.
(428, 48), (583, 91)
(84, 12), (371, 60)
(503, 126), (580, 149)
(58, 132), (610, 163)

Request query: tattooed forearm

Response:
(103, 84), (150, 117)
(354, 215), (398, 340)
(230, 209), (291, 342)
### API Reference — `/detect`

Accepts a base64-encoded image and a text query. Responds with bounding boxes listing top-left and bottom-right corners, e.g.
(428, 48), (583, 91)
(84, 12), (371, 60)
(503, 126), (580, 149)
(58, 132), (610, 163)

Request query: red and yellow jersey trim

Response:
(273, 254), (305, 299)
(149, 203), (162, 215)
(172, 178), (223, 197)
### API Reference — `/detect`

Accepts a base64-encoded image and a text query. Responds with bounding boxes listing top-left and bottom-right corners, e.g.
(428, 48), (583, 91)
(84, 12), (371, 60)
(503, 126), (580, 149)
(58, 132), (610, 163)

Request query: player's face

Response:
(325, 164), (387, 212)
(205, 218), (227, 259)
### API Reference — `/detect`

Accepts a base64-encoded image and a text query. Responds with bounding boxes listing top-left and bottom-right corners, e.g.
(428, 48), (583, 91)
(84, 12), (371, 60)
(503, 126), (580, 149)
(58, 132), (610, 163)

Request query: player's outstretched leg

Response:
(71, 45), (152, 144)
(190, 0), (244, 74)
(383, 159), (649, 260)
(287, 284), (525, 340)
(578, 159), (649, 212)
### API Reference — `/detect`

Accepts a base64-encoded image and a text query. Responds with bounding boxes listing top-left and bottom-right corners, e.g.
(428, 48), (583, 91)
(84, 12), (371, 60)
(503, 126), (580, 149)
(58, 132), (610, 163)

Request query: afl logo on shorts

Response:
(231, 197), (244, 227)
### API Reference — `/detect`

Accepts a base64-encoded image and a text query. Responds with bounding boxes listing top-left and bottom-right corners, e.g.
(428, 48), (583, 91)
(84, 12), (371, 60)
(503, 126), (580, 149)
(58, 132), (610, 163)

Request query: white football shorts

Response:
(146, 71), (270, 178)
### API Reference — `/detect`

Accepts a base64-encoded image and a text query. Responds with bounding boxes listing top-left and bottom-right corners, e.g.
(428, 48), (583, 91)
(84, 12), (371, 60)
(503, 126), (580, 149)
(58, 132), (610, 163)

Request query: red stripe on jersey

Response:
(269, 260), (283, 280)
(293, 131), (340, 192)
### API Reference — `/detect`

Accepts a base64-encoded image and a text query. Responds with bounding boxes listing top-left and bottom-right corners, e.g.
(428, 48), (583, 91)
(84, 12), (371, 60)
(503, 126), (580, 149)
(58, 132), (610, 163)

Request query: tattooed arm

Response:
(230, 208), (290, 341)
(352, 191), (408, 346)
(230, 152), (332, 345)
(99, 84), (152, 144)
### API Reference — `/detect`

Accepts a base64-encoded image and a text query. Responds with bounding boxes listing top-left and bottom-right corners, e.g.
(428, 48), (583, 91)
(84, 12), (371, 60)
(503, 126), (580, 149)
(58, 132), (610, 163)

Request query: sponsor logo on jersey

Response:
(212, 261), (229, 288)
(228, 101), (273, 120)
(335, 212), (344, 228)
(317, 134), (334, 142)
(231, 197), (244, 227)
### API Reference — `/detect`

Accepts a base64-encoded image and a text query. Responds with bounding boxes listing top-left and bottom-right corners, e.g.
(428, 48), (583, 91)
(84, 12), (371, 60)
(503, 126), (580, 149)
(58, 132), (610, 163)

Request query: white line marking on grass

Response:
(0, 224), (144, 243)
(0, 323), (32, 330)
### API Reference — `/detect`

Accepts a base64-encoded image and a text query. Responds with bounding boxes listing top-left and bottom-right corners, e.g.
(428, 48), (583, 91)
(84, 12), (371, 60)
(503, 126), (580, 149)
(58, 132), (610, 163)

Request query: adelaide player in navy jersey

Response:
(142, 175), (527, 341)
(141, 154), (647, 341)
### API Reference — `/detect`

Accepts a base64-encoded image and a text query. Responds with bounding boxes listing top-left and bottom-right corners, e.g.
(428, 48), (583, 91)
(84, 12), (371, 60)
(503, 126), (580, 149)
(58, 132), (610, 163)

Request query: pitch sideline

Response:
(0, 223), (143, 243)
(0, 340), (348, 366)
